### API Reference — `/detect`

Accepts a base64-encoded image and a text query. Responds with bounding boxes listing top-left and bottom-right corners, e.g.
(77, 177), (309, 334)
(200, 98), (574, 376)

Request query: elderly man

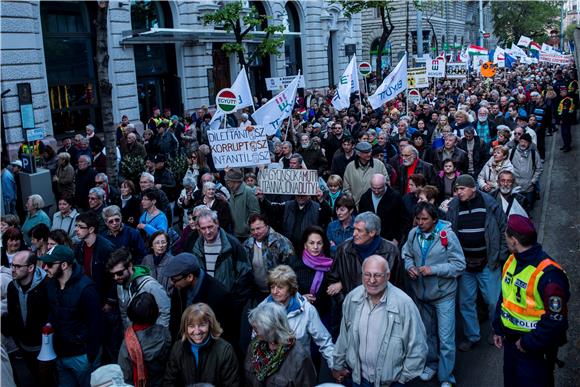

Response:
(475, 107), (497, 150)
(139, 172), (172, 225)
(458, 127), (486, 177)
(397, 145), (436, 194)
(509, 133), (542, 211)
(433, 133), (468, 174)
(489, 170), (529, 217)
(358, 174), (408, 245)
(327, 212), (401, 299)
(332, 255), (427, 386)
(278, 141), (295, 169)
(343, 142), (388, 206)
(243, 213), (296, 301)
(446, 174), (507, 351)
(101, 205), (147, 263)
(75, 155), (96, 210)
(94, 173), (120, 206)
(121, 132), (146, 159)
(224, 168), (260, 241)
(88, 187), (107, 232)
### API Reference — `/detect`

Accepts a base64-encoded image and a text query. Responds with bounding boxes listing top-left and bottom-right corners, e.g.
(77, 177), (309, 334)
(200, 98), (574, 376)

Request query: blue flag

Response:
(505, 54), (516, 69)
(488, 49), (495, 62)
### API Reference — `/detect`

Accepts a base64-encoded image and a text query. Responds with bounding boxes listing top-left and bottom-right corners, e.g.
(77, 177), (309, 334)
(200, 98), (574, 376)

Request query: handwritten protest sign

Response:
(259, 169), (318, 196)
(208, 126), (270, 169)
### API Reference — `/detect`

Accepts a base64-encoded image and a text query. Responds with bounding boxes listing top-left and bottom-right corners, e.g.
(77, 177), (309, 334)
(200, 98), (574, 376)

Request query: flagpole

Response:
(244, 66), (257, 113)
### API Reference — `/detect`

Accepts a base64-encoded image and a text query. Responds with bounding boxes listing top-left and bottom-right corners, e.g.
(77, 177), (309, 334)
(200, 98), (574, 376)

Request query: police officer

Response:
(557, 85), (576, 153)
(492, 215), (570, 387)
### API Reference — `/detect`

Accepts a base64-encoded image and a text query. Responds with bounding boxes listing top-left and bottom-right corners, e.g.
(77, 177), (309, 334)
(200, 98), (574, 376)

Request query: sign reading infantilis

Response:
(259, 169), (318, 196)
(208, 126), (270, 169)
(215, 88), (237, 112)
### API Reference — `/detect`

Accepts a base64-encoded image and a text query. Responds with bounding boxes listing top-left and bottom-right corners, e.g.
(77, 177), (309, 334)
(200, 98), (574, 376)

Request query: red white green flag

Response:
(467, 44), (488, 56)
(529, 41), (541, 52)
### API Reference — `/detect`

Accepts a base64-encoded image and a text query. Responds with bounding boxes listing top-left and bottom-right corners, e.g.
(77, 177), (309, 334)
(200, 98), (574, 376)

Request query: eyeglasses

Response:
(153, 240), (168, 246)
(75, 224), (88, 229)
(110, 269), (126, 278)
(363, 272), (386, 281)
(170, 275), (185, 283)
(88, 197), (99, 201)
(95, 181), (105, 185)
(43, 261), (62, 268)
(107, 218), (121, 224)
(10, 263), (30, 269)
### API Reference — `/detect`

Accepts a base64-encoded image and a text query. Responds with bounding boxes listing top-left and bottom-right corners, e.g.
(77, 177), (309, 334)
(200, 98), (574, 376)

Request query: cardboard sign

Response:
(407, 67), (429, 88)
(408, 89), (421, 105)
(208, 126), (270, 169)
(446, 63), (468, 78)
(480, 61), (497, 78)
(259, 169), (318, 196)
(426, 58), (446, 78)
(265, 75), (305, 91)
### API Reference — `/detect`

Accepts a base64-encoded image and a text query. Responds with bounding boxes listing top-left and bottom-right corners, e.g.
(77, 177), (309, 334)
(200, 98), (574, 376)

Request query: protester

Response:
(22, 195), (51, 246)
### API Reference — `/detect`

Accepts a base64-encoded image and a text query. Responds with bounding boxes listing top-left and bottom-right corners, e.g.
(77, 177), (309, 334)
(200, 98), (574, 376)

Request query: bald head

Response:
(362, 254), (390, 274)
(371, 174), (386, 187)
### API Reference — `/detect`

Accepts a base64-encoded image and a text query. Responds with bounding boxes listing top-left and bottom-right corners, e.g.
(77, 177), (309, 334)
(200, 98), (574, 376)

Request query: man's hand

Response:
(493, 334), (504, 349)
(515, 338), (526, 353)
(255, 187), (264, 201)
(327, 282), (343, 296)
(418, 266), (432, 276)
(407, 266), (419, 280)
(332, 369), (350, 383)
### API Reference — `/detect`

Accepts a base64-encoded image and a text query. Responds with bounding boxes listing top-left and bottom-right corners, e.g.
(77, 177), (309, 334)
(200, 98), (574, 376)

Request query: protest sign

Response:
(208, 126), (270, 169)
(539, 52), (574, 65)
(426, 57), (446, 78)
(407, 67), (429, 89)
(259, 169), (318, 196)
(265, 75), (305, 91)
(446, 63), (468, 78)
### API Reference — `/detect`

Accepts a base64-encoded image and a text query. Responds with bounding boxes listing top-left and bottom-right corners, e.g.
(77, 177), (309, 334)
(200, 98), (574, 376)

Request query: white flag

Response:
(332, 55), (359, 110)
(368, 54), (408, 110)
(251, 73), (300, 136)
(210, 67), (254, 129)
(517, 35), (532, 47)
(510, 43), (528, 58)
(541, 43), (555, 53)
(493, 46), (505, 67)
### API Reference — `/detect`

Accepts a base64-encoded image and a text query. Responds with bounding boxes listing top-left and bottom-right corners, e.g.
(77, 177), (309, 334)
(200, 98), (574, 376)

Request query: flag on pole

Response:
(210, 67), (254, 129)
(332, 54), (359, 110)
(493, 46), (505, 67)
(368, 53), (408, 110)
(541, 43), (555, 53)
(517, 36), (532, 47)
(529, 41), (541, 59)
(251, 73), (300, 136)
(505, 53), (516, 69)
(509, 43), (527, 58)
(467, 44), (488, 56)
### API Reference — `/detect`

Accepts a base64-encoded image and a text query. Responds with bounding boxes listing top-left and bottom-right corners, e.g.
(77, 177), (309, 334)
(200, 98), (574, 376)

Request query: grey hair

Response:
(86, 124), (95, 131)
(79, 155), (92, 166)
(89, 187), (105, 200)
(192, 204), (210, 216)
(27, 194), (45, 209)
(197, 209), (219, 224)
(203, 181), (216, 194)
(140, 172), (155, 183)
(182, 175), (196, 188)
(478, 107), (489, 115)
(289, 153), (303, 164)
(57, 152), (71, 162)
(397, 120), (409, 128)
(281, 141), (293, 150)
(80, 137), (90, 145)
(354, 212), (381, 235)
(248, 303), (295, 345)
(404, 145), (419, 158)
(102, 205), (122, 220)
(95, 173), (108, 183)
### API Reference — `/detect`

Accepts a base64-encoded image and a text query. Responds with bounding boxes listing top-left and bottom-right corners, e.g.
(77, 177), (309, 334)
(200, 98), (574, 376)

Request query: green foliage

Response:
(492, 1), (561, 44)
(120, 155), (145, 187)
(565, 23), (577, 41)
(202, 1), (285, 68)
(166, 154), (189, 187)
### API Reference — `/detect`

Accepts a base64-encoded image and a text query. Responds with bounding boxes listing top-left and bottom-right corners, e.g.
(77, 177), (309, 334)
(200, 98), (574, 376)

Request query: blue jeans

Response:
(353, 378), (404, 387)
(458, 266), (501, 343)
(57, 354), (97, 387)
(417, 294), (456, 384)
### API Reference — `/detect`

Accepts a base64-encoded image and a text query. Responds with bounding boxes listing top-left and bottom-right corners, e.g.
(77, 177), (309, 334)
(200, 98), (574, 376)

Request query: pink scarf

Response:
(302, 250), (333, 295)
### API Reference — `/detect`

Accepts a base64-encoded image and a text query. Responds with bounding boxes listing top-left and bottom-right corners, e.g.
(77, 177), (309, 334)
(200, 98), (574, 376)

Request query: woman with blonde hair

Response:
(477, 145), (514, 192)
(163, 303), (240, 387)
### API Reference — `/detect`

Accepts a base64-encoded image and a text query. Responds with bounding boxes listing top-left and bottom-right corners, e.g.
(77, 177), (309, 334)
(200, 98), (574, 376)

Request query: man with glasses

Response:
(94, 173), (120, 206)
(330, 136), (356, 178)
(106, 247), (170, 329)
(162, 252), (235, 342)
(101, 205), (147, 264)
(332, 255), (427, 386)
(396, 145), (436, 194)
(6, 250), (50, 385)
(38, 245), (103, 387)
(73, 211), (116, 303)
(87, 187), (107, 233)
(324, 122), (350, 163)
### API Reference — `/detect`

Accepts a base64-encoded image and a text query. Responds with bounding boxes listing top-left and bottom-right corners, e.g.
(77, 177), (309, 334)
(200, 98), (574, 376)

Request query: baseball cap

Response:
(10, 160), (23, 168)
(160, 253), (200, 278)
(38, 245), (75, 264)
(153, 154), (166, 163)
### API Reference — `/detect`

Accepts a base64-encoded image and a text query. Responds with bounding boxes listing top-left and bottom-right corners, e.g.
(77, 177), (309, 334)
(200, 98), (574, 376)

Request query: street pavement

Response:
(409, 131), (580, 387)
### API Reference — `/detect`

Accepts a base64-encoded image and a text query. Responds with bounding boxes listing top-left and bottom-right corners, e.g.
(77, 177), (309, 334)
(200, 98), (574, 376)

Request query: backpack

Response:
(509, 147), (536, 172)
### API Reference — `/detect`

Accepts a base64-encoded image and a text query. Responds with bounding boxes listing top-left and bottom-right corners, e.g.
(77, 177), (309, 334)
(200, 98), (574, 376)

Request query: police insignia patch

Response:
(549, 296), (562, 313)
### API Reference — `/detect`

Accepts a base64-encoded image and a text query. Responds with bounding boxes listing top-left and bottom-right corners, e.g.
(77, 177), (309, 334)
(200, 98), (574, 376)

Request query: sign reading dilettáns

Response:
(259, 169), (318, 196)
(208, 126), (270, 169)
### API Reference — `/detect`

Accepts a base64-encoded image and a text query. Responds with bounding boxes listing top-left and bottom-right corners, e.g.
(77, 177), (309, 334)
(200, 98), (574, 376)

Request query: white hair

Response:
(140, 172), (155, 183)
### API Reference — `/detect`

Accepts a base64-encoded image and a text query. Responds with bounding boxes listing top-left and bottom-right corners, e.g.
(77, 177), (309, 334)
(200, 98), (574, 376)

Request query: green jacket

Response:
(228, 183), (260, 238)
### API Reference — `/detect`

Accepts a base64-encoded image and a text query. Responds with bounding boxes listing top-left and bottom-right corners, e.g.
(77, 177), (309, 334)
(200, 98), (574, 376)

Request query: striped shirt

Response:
(456, 193), (488, 271)
(203, 235), (222, 277)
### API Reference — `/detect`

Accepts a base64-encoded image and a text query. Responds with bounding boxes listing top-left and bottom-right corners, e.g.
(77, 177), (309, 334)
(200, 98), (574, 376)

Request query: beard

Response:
(403, 158), (414, 167)
(499, 186), (512, 194)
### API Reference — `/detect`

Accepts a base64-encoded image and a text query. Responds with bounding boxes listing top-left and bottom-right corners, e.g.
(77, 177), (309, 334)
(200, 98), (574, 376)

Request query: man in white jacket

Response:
(332, 255), (427, 386)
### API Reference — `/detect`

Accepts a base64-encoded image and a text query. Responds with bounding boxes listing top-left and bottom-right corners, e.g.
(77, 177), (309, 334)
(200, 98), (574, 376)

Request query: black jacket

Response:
(358, 187), (408, 243)
(397, 159), (436, 193)
(121, 195), (142, 228)
(433, 147), (468, 174)
(74, 235), (116, 303)
(458, 136), (487, 177)
(75, 167), (96, 210)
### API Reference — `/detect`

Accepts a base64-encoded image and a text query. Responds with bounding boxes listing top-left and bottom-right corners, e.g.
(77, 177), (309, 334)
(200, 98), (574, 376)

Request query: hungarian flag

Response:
(529, 41), (541, 52)
(467, 44), (488, 56)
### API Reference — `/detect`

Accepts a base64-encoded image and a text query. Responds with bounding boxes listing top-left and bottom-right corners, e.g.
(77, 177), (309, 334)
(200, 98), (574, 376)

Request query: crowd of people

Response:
(0, 60), (574, 387)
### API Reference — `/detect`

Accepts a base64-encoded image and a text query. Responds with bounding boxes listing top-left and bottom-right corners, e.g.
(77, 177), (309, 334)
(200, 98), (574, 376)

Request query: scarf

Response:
(328, 190), (342, 210)
(125, 326), (147, 387)
(353, 235), (382, 262)
(250, 338), (294, 381)
(302, 250), (333, 295)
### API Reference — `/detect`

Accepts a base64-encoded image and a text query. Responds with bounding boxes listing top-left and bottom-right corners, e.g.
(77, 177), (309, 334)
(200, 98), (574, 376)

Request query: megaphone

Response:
(37, 323), (57, 361)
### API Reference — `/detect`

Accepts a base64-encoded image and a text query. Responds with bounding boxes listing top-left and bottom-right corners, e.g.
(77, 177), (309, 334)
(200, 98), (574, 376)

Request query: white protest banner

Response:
(539, 52), (574, 65)
(541, 43), (556, 53)
(208, 126), (270, 169)
(265, 75), (305, 91)
(426, 57), (446, 78)
(407, 67), (429, 88)
(509, 43), (528, 58)
(517, 35), (532, 47)
(259, 169), (318, 196)
(210, 67), (254, 129)
(368, 53), (408, 110)
(446, 62), (468, 78)
(252, 74), (300, 136)
(332, 54), (360, 110)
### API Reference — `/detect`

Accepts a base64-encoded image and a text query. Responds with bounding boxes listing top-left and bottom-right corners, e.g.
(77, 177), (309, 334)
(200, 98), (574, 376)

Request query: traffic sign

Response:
(359, 62), (372, 77)
(408, 89), (421, 105)
(216, 88), (237, 112)
(26, 128), (45, 142)
(483, 32), (491, 39)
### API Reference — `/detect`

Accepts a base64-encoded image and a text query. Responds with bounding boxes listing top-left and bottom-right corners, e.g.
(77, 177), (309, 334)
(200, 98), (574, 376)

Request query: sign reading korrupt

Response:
(407, 67), (429, 88)
(259, 169), (318, 196)
(208, 126), (270, 169)
(265, 75), (305, 91)
(445, 63), (468, 79)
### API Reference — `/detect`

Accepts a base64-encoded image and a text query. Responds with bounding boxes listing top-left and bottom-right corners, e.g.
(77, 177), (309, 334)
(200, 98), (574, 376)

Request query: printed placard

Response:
(259, 169), (318, 196)
(208, 126), (270, 169)
(407, 67), (429, 88)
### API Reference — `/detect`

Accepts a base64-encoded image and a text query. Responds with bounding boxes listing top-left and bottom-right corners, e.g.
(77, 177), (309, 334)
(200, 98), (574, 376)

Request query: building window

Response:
(285, 1), (302, 76)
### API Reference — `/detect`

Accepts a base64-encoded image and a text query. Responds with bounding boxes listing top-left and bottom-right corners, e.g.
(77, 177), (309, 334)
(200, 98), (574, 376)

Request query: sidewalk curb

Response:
(537, 134), (555, 243)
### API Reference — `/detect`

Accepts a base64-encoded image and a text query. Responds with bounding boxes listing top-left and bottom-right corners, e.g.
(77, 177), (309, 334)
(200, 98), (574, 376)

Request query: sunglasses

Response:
(110, 269), (126, 278)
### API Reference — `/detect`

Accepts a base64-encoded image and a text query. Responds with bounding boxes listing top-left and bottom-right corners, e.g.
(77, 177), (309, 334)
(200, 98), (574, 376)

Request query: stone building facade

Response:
(0, 0), (361, 155)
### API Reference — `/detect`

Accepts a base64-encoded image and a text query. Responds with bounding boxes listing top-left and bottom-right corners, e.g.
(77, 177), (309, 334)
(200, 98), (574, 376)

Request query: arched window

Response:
(285, 1), (302, 76)
(130, 0), (172, 30)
